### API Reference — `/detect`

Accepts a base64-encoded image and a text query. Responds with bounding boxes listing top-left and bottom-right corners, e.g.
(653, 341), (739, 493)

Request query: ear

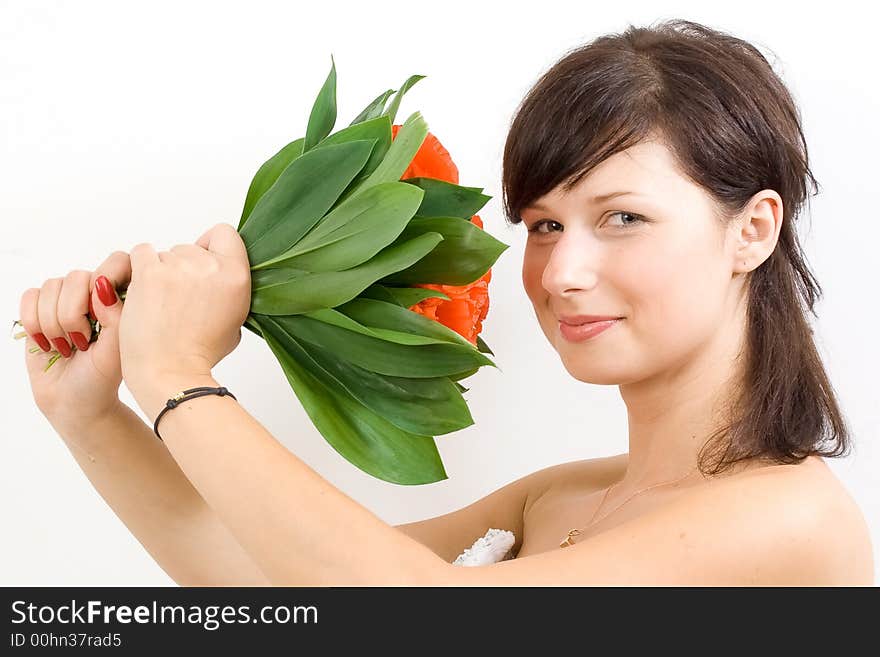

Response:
(732, 189), (784, 275)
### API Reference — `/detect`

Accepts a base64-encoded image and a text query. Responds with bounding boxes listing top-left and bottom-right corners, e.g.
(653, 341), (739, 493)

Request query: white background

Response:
(2, 0), (877, 585)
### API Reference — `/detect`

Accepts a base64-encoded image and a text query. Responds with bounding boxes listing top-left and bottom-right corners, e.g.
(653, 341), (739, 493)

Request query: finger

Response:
(37, 277), (72, 358)
(129, 242), (161, 281)
(90, 251), (132, 296)
(19, 288), (52, 353)
(88, 250), (132, 320)
(157, 250), (175, 263)
(58, 270), (94, 353)
(195, 222), (249, 263)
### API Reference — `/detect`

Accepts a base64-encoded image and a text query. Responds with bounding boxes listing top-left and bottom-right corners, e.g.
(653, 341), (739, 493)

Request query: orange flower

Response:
(391, 123), (459, 183)
(391, 124), (492, 347)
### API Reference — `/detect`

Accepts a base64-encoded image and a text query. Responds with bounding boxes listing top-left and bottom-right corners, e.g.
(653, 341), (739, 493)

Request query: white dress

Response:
(452, 528), (516, 566)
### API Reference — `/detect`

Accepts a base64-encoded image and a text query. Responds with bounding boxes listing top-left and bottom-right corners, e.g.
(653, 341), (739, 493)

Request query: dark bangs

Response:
(502, 45), (662, 224)
(502, 19), (817, 227)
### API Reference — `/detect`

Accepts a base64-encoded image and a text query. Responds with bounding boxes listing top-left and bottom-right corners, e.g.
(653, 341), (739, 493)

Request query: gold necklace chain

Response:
(559, 468), (698, 548)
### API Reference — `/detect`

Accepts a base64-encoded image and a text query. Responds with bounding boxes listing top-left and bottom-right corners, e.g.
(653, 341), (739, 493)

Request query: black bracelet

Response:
(153, 386), (237, 441)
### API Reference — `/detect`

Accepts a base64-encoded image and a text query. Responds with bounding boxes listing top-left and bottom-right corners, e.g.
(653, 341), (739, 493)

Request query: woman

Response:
(19, 19), (873, 585)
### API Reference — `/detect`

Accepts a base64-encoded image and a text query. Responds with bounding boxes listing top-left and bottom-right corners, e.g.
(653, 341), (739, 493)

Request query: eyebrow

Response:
(524, 190), (639, 211)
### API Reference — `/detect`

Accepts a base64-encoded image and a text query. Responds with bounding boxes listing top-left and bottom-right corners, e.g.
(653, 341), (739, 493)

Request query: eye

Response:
(606, 211), (645, 229)
(526, 211), (646, 236)
(526, 219), (562, 235)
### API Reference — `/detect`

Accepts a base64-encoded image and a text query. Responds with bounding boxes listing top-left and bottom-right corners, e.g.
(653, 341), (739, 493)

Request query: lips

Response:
(558, 318), (621, 342)
(558, 314), (622, 325)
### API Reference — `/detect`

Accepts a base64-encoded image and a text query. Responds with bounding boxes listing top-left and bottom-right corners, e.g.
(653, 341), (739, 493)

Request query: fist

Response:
(18, 252), (131, 429)
(119, 223), (251, 392)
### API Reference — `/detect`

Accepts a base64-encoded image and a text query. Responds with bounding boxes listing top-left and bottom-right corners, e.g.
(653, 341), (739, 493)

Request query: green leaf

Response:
(243, 315), (265, 340)
(289, 333), (475, 436)
(357, 283), (406, 306)
(381, 286), (451, 307)
(340, 111), (428, 205)
(240, 139), (375, 266)
(250, 266), (308, 289)
(257, 316), (447, 485)
(449, 366), (480, 381)
(336, 297), (478, 350)
(349, 88), (396, 126)
(403, 177), (492, 220)
(249, 231), (444, 315)
(256, 312), (494, 377)
(238, 137), (305, 231)
(299, 307), (385, 338)
(302, 55), (337, 153)
(476, 335), (494, 356)
(382, 74), (426, 125)
(300, 307), (451, 346)
(313, 115), (392, 207)
(356, 283), (450, 307)
(380, 216), (509, 286)
(253, 182), (424, 271)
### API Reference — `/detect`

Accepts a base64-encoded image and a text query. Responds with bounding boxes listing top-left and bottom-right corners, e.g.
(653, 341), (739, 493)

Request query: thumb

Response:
(89, 275), (124, 372)
(91, 275), (123, 330)
(90, 276), (124, 366)
(88, 251), (132, 335)
(86, 275), (127, 385)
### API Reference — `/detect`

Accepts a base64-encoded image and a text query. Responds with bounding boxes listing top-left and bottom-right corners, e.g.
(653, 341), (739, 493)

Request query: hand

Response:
(119, 223), (251, 409)
(18, 251), (132, 434)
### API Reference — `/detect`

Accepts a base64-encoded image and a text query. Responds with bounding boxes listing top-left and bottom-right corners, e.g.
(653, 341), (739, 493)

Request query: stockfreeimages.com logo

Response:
(11, 599), (317, 631)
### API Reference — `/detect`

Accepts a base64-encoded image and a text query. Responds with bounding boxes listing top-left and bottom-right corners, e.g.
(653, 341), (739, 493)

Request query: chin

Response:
(559, 359), (628, 385)
(548, 328), (635, 385)
(558, 349), (646, 385)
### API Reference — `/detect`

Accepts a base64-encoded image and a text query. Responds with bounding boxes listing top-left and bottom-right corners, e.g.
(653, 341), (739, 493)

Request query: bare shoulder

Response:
(678, 455), (874, 585)
(523, 452), (629, 512)
(437, 455), (875, 586)
(395, 454), (625, 563)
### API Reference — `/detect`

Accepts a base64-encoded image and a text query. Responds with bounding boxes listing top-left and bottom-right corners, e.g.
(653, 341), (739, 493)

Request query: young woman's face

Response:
(520, 138), (743, 385)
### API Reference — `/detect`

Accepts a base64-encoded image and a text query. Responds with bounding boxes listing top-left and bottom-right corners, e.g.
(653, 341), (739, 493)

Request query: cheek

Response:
(628, 242), (727, 359)
(521, 252), (545, 303)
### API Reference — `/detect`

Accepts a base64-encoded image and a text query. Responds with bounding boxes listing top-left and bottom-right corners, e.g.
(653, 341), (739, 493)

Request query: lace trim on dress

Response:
(452, 528), (516, 566)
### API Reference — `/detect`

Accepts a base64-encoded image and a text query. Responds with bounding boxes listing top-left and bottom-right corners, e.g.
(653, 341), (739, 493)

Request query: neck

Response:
(616, 301), (750, 491)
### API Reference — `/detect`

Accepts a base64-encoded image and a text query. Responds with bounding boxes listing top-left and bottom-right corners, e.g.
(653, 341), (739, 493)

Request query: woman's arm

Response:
(130, 372), (446, 586)
(127, 369), (871, 588)
(51, 403), (271, 586)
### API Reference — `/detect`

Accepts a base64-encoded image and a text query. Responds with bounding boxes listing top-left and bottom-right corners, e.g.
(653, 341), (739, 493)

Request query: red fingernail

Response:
(88, 295), (96, 321)
(52, 337), (72, 358)
(96, 276), (118, 307)
(70, 332), (89, 352)
(33, 332), (51, 352)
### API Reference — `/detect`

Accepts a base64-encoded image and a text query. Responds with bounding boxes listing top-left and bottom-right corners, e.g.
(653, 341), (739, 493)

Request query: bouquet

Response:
(14, 56), (508, 485)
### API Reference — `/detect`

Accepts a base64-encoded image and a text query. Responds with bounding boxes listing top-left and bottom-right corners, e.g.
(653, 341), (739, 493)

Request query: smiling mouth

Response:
(557, 318), (622, 342)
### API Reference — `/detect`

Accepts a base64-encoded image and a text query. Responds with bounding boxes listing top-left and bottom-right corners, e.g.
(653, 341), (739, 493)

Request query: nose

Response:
(540, 233), (599, 296)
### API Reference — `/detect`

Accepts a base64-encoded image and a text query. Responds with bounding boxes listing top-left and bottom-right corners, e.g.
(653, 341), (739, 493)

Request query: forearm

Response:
(132, 374), (445, 586)
(50, 401), (271, 586)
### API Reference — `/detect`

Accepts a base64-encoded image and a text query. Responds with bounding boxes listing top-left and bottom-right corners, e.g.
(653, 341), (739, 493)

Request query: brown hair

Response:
(501, 18), (852, 475)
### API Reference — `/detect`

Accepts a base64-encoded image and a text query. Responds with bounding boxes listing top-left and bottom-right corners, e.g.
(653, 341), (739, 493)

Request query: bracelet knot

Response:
(153, 385), (238, 442)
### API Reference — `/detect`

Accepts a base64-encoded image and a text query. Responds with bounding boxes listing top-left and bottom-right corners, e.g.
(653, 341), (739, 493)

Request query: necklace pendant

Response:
(559, 528), (582, 548)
